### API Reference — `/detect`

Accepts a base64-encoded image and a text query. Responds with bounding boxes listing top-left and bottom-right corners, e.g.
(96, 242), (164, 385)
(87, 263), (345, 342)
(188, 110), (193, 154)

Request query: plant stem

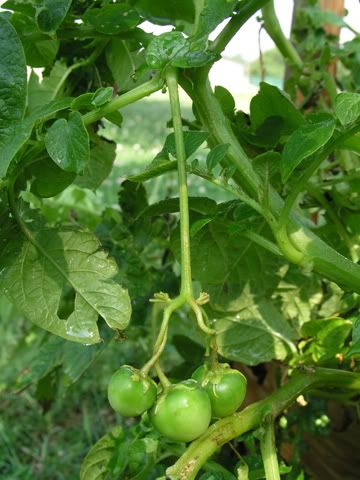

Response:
(261, 0), (303, 69)
(141, 296), (184, 376)
(180, 73), (360, 293)
(166, 368), (360, 480)
(260, 415), (281, 480)
(211, 0), (270, 54)
(166, 67), (193, 297)
(82, 76), (164, 126)
(155, 361), (171, 388)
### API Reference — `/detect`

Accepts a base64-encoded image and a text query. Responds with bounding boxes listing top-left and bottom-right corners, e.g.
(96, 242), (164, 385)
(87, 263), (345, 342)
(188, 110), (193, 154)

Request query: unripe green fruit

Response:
(107, 365), (157, 417)
(192, 364), (247, 418)
(150, 379), (211, 442)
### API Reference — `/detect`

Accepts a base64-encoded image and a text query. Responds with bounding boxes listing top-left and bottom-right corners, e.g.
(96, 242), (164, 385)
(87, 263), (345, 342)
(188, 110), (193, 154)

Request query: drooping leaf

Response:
(35, 0), (72, 34)
(80, 426), (124, 480)
(250, 82), (304, 133)
(214, 299), (297, 365)
(207, 143), (229, 171)
(45, 111), (90, 173)
(83, 4), (140, 34)
(0, 212), (131, 344)
(30, 156), (76, 198)
(214, 85), (236, 118)
(75, 137), (116, 191)
(335, 92), (360, 126)
(281, 118), (336, 182)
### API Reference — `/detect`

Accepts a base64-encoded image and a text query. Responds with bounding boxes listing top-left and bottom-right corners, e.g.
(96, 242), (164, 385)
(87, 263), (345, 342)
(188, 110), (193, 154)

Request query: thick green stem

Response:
(260, 416), (281, 480)
(261, 0), (303, 69)
(166, 368), (360, 480)
(166, 67), (193, 296)
(82, 76), (164, 126)
(180, 73), (360, 293)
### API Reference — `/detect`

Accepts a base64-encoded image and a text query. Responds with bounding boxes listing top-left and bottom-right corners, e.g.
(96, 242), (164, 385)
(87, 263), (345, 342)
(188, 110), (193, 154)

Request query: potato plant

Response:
(0, 0), (359, 479)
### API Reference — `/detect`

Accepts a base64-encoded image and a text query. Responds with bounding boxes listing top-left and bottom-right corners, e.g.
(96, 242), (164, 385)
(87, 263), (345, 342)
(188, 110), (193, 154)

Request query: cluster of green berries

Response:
(107, 363), (247, 442)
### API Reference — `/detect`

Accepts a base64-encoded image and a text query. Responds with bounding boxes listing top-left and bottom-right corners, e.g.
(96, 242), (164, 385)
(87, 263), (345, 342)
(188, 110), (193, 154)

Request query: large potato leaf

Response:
(171, 217), (282, 311)
(215, 299), (297, 365)
(0, 16), (27, 177)
(0, 215), (131, 344)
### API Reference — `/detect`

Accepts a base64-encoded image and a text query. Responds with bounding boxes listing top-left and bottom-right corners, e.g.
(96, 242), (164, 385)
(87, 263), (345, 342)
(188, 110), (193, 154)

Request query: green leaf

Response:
(301, 317), (352, 361)
(10, 12), (59, 67)
(135, 0), (194, 25)
(28, 62), (70, 112)
(334, 92), (360, 126)
(250, 82), (304, 133)
(215, 299), (296, 365)
(0, 16), (27, 176)
(339, 132), (360, 154)
(80, 426), (124, 480)
(75, 137), (116, 191)
(206, 143), (229, 171)
(45, 111), (90, 174)
(194, 0), (238, 38)
(0, 216), (131, 344)
(146, 31), (214, 69)
(104, 111), (123, 127)
(281, 118), (336, 182)
(106, 39), (150, 92)
(30, 156), (76, 198)
(171, 218), (282, 311)
(35, 0), (71, 34)
(14, 333), (108, 390)
(1, 98), (73, 179)
(214, 85), (235, 118)
(83, 4), (140, 34)
(165, 130), (209, 158)
(91, 87), (114, 107)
